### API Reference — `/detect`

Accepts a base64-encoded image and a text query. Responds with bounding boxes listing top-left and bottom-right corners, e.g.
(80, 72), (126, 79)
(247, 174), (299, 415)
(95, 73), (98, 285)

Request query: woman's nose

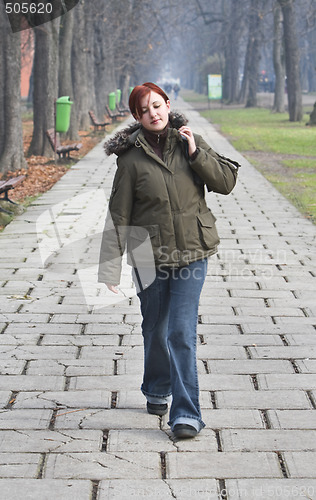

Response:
(149, 106), (157, 117)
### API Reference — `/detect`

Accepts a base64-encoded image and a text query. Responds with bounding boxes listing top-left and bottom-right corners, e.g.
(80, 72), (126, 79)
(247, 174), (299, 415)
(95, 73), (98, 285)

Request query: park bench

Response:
(105, 104), (126, 122)
(0, 175), (25, 214)
(88, 110), (112, 131)
(117, 102), (129, 115)
(46, 129), (82, 159)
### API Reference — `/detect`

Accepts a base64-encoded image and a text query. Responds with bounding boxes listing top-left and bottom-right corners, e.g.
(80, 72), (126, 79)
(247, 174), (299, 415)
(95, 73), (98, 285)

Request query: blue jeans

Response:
(134, 259), (208, 432)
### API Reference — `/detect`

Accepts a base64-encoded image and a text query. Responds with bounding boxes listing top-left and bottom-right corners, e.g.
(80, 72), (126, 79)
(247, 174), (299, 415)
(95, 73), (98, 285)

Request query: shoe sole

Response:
(173, 429), (197, 439)
(147, 407), (168, 416)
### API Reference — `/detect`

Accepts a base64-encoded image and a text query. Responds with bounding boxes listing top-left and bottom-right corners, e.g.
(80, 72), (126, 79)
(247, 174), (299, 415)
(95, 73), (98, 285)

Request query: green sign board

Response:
(208, 74), (222, 100)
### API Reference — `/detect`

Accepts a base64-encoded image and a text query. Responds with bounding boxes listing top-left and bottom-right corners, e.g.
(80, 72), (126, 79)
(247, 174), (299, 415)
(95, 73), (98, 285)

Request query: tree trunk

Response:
(72, 0), (90, 130)
(222, 0), (244, 103)
(59, 8), (79, 139)
(28, 19), (60, 157)
(245, 0), (264, 108)
(277, 0), (303, 121)
(273, 2), (285, 112)
(0, 6), (25, 174)
(93, 16), (116, 115)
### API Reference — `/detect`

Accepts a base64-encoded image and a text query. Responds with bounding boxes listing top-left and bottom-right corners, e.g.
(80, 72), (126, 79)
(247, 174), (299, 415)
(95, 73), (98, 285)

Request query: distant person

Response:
(99, 82), (240, 440)
(173, 82), (180, 100)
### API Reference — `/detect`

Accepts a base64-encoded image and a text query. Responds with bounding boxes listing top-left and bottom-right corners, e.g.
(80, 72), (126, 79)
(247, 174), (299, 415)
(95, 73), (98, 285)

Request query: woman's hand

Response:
(179, 126), (197, 157)
(106, 284), (119, 294)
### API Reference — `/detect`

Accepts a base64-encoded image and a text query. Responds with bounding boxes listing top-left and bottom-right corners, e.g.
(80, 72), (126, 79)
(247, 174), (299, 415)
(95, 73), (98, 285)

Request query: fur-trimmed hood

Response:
(104, 111), (188, 156)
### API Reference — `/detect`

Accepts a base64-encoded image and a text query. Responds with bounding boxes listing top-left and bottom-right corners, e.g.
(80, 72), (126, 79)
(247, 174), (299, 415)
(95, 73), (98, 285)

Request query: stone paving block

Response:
(283, 452), (316, 478)
(230, 289), (294, 299)
(166, 451), (281, 479)
(54, 408), (160, 430)
(0, 429), (102, 453)
(22, 303), (88, 314)
(199, 374), (253, 391)
(40, 334), (119, 346)
(0, 345), (78, 360)
(44, 452), (161, 479)
(249, 346), (316, 359)
(14, 390), (111, 409)
(286, 334), (316, 345)
(208, 360), (293, 374)
(0, 359), (26, 375)
(120, 334), (143, 346)
(221, 429), (316, 452)
(0, 333), (40, 345)
(197, 324), (240, 335)
(204, 409), (264, 429)
(0, 479), (93, 500)
(200, 315), (275, 325)
(5, 323), (83, 336)
(268, 410), (316, 430)
(216, 390), (311, 409)
(0, 409), (52, 429)
(49, 314), (79, 324)
(295, 359), (316, 373)
(242, 323), (316, 335)
(80, 345), (143, 360)
(275, 316), (316, 325)
(115, 390), (147, 409)
(0, 391), (11, 409)
(76, 313), (125, 323)
(236, 307), (305, 317)
(197, 345), (248, 359)
(0, 453), (41, 478)
(200, 334), (283, 346)
(0, 313), (50, 323)
(225, 479), (316, 500)
(27, 360), (66, 376)
(107, 429), (176, 452)
(167, 479), (222, 499)
(0, 298), (23, 313)
(257, 374), (316, 390)
(116, 359), (143, 375)
(68, 374), (142, 391)
(85, 323), (133, 335)
(0, 375), (64, 392)
(98, 479), (176, 499)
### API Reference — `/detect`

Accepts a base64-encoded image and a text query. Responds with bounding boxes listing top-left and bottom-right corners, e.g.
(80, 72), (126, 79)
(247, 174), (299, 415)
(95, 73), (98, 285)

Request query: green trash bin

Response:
(108, 92), (116, 111)
(55, 96), (73, 133)
(116, 89), (121, 104)
(129, 86), (134, 96)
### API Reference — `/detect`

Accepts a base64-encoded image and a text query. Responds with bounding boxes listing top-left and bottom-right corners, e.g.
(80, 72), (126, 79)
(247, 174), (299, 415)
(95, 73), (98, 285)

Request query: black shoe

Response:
(146, 402), (168, 416)
(173, 424), (198, 439)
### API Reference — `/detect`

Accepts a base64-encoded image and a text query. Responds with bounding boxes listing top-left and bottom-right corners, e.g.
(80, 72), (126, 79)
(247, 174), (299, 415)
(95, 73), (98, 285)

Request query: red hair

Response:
(129, 82), (169, 119)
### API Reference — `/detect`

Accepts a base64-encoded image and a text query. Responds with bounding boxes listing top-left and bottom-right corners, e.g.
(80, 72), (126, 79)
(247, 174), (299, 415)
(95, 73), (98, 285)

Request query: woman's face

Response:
(137, 91), (170, 133)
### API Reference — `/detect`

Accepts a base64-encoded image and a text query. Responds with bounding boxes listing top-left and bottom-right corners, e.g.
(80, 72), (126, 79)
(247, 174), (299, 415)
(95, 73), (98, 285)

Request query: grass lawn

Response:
(182, 90), (316, 223)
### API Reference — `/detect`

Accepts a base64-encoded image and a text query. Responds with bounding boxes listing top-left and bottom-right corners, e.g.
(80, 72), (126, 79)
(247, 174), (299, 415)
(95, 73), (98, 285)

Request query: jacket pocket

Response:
(197, 210), (220, 249)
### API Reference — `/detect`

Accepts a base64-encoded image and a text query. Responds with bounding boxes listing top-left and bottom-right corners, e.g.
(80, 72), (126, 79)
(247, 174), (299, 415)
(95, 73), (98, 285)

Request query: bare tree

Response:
(59, 8), (79, 139)
(28, 19), (61, 156)
(277, 0), (303, 121)
(273, 1), (286, 112)
(0, 6), (25, 174)
(239, 0), (266, 107)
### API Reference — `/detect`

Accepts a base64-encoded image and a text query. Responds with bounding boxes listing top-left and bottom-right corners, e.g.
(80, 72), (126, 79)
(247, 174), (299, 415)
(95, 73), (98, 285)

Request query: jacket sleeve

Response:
(98, 157), (135, 285)
(189, 134), (240, 194)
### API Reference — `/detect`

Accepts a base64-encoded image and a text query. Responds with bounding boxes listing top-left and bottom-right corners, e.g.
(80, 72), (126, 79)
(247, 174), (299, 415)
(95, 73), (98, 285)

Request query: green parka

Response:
(98, 112), (240, 285)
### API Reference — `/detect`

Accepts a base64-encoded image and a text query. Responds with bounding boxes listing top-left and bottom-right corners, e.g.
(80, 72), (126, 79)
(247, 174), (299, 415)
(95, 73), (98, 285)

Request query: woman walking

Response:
(99, 82), (239, 439)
